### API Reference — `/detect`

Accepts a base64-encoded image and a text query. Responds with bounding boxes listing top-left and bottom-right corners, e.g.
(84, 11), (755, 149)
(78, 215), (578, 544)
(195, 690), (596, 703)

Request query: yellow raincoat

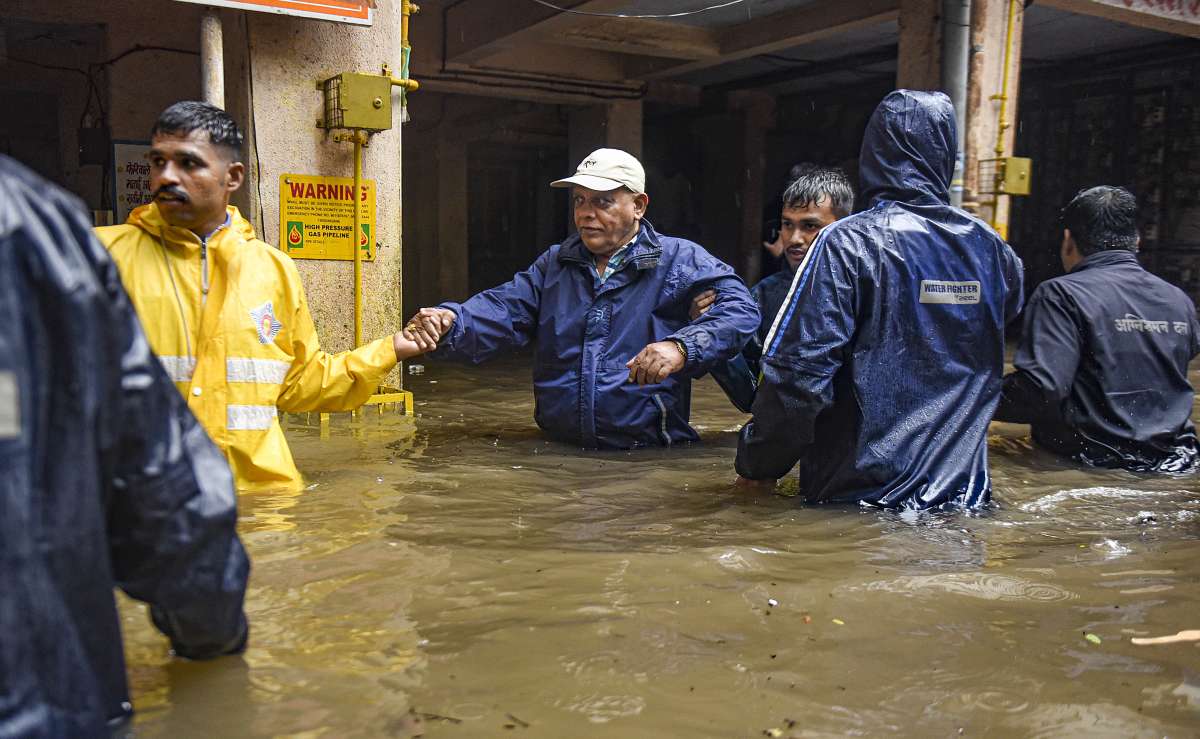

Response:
(96, 204), (396, 491)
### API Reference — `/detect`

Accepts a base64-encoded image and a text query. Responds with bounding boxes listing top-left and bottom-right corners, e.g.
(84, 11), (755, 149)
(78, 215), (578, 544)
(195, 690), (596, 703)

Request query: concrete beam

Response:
(445, 0), (627, 64)
(420, 76), (643, 106)
(1038, 0), (1200, 38)
(553, 18), (721, 60)
(631, 0), (901, 81)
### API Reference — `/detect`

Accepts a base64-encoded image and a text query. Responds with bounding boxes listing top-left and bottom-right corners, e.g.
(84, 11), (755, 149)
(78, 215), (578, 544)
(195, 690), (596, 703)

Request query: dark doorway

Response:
(467, 141), (568, 294)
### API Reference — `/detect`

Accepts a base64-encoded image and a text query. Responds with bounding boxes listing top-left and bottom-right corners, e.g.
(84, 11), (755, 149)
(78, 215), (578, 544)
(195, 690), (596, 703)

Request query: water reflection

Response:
(121, 355), (1200, 737)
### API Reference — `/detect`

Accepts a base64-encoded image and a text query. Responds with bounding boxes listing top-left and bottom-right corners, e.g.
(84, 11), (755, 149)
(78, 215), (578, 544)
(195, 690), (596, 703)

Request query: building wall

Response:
(1, 0), (406, 373)
(2, 0), (205, 211)
(1011, 45), (1200, 303)
(240, 6), (405, 361)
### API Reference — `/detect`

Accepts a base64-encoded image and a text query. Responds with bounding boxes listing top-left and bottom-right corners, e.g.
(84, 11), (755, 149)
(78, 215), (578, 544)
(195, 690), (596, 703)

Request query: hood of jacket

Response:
(859, 89), (957, 208)
(127, 202), (258, 243)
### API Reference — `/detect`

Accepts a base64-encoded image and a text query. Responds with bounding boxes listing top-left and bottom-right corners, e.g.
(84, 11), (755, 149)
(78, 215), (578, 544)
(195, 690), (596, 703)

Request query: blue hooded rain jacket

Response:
(736, 90), (1025, 508)
(0, 154), (249, 737)
(433, 221), (760, 448)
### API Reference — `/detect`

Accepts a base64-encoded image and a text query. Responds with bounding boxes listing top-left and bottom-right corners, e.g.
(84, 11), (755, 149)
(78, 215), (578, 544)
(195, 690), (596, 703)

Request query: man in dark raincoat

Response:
(0, 154), (249, 736)
(735, 90), (1025, 509)
(404, 148), (760, 448)
(996, 186), (1199, 472)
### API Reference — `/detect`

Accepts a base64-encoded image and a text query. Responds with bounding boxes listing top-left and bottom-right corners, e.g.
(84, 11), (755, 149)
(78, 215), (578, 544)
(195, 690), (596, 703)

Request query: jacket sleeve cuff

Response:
(361, 336), (400, 374)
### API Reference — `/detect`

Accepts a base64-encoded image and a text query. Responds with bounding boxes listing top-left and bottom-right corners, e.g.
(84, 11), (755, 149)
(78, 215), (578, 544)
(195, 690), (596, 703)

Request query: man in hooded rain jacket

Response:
(404, 148), (760, 448)
(95, 102), (423, 491)
(1, 153), (249, 736)
(996, 186), (1199, 472)
(736, 90), (1025, 509)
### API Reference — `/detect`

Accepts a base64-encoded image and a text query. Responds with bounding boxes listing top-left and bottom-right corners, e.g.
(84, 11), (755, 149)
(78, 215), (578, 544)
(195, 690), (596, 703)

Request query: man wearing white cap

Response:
(405, 148), (760, 449)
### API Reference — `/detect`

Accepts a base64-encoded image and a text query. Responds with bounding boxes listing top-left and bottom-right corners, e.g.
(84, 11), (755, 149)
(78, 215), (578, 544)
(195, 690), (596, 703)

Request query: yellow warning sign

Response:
(279, 174), (375, 261)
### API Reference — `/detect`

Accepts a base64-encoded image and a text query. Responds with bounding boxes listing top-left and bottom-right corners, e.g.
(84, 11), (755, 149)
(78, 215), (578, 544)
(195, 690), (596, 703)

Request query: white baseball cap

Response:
(551, 148), (646, 194)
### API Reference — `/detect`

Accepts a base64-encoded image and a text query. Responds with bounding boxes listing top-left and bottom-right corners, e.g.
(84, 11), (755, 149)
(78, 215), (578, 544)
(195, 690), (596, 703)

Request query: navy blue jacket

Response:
(0, 155), (249, 737)
(433, 221), (760, 448)
(736, 90), (1025, 509)
(997, 249), (1199, 471)
(710, 269), (794, 412)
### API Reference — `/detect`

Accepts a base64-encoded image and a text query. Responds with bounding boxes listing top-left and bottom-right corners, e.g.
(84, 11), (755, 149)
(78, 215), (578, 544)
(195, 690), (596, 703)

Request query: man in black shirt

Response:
(996, 186), (1199, 472)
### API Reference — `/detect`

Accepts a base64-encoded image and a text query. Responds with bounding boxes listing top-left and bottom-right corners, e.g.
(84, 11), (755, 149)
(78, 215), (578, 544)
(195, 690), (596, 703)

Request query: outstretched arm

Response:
(994, 284), (1080, 424)
(423, 249), (551, 364)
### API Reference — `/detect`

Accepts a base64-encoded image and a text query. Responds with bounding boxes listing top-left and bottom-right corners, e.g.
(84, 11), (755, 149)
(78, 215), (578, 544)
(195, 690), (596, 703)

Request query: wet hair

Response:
(151, 101), (244, 158)
(782, 165), (854, 219)
(1060, 186), (1139, 255)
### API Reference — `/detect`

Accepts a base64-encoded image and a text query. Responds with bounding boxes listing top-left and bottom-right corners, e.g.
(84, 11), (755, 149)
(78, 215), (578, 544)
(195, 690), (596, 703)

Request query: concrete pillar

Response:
(942, 0), (972, 206)
(568, 106), (606, 167)
(437, 133), (470, 301)
(965, 0), (1024, 239)
(730, 92), (775, 284)
(604, 100), (643, 157)
(243, 5), (404, 364)
(897, 0), (942, 90)
(200, 9), (225, 108)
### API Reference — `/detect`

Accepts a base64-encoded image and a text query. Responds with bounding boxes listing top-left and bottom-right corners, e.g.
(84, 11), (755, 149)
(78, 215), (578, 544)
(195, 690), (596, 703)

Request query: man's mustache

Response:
(153, 186), (189, 202)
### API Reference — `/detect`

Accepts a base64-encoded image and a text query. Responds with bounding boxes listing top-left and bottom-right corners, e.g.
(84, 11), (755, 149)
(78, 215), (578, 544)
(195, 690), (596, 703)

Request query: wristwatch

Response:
(670, 338), (688, 366)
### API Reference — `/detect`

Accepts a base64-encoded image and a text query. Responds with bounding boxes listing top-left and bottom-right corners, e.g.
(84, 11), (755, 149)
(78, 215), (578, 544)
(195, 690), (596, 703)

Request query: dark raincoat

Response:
(709, 269), (794, 413)
(0, 154), (249, 737)
(736, 90), (1025, 508)
(996, 249), (1200, 471)
(432, 220), (760, 448)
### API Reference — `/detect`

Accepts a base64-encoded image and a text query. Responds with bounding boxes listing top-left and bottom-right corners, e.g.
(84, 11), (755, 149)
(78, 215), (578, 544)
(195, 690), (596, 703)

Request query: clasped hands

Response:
(400, 307), (686, 386)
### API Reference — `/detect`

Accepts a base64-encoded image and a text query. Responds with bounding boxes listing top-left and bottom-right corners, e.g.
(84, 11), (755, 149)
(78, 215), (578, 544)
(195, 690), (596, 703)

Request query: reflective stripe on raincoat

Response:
(96, 204), (397, 491)
(736, 90), (1025, 509)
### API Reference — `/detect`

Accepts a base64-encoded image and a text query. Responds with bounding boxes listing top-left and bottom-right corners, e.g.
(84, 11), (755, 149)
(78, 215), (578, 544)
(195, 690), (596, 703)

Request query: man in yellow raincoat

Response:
(97, 101), (422, 491)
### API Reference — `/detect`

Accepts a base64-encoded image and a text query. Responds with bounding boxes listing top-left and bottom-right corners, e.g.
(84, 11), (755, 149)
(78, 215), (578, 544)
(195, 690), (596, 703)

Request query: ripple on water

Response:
(855, 572), (1077, 603)
(555, 694), (646, 724)
(1019, 486), (1181, 513)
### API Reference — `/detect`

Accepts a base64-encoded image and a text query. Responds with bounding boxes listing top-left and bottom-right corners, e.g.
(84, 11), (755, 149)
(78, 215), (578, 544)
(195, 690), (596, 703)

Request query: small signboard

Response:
(173, 0), (373, 26)
(112, 140), (153, 224)
(279, 174), (376, 261)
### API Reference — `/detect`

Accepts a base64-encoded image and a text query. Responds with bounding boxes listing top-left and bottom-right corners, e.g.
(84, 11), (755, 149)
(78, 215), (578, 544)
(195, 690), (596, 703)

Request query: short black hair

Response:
(151, 101), (244, 157)
(1060, 186), (1139, 255)
(782, 165), (854, 219)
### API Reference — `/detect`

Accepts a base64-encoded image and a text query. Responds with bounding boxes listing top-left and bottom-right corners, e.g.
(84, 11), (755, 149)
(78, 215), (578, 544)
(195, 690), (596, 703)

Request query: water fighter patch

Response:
(919, 280), (981, 305)
(250, 301), (283, 344)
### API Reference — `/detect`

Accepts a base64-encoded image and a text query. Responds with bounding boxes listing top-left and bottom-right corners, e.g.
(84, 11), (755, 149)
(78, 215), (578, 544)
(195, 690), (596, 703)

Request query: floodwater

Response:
(119, 354), (1200, 737)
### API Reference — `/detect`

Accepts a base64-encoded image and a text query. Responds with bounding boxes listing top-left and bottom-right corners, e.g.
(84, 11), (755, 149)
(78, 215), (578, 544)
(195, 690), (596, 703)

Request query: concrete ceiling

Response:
(431, 0), (1199, 102)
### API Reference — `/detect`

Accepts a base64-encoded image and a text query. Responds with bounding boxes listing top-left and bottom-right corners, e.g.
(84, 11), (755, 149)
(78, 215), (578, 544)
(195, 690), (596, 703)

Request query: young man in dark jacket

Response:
(0, 154), (249, 736)
(404, 148), (760, 448)
(735, 90), (1025, 509)
(996, 186), (1200, 472)
(696, 166), (854, 412)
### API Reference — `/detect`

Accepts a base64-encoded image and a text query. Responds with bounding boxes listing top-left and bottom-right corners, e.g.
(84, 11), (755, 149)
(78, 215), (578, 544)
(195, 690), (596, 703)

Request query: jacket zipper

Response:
(200, 240), (209, 308)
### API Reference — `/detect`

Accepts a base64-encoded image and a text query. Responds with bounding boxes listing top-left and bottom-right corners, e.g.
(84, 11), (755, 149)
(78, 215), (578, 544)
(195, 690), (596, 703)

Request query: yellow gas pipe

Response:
(989, 0), (1020, 239)
(352, 130), (365, 347)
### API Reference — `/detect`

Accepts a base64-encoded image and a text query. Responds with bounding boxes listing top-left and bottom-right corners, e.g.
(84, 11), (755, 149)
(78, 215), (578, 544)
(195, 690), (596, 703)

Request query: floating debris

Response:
(1084, 633), (1102, 645)
(1131, 630), (1200, 645)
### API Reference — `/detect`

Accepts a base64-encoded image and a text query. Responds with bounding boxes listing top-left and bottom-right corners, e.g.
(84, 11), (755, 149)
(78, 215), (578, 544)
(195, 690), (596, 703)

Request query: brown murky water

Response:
(119, 355), (1200, 737)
